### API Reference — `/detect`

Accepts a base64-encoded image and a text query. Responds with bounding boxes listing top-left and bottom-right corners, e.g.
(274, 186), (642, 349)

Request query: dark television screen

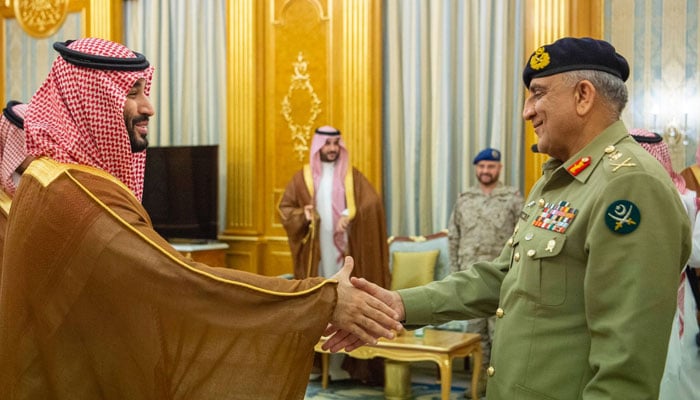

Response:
(142, 145), (219, 241)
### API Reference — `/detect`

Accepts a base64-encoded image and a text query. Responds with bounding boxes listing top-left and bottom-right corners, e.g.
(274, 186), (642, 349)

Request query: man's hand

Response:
(335, 216), (350, 233)
(303, 205), (314, 221)
(325, 257), (402, 352)
(350, 277), (406, 321)
(351, 276), (406, 322)
(321, 326), (366, 352)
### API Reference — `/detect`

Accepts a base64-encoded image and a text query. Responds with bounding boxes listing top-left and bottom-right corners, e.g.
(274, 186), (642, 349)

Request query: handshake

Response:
(322, 256), (406, 353)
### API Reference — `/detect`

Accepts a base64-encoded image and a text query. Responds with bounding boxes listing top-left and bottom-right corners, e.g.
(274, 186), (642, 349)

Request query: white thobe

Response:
(316, 162), (345, 277)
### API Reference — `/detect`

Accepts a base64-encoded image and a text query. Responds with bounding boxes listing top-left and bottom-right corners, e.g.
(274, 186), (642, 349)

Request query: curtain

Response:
(123, 0), (227, 147)
(383, 0), (526, 236)
(605, 0), (700, 171)
(3, 15), (82, 104)
(123, 0), (228, 229)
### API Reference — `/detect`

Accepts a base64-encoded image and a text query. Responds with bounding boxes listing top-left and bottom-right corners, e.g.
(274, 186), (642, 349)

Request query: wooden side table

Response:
(315, 329), (482, 400)
(171, 241), (229, 268)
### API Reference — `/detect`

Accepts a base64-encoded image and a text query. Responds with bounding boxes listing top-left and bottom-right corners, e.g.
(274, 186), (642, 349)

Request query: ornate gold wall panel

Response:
(86, 0), (123, 41)
(11, 0), (70, 38)
(2, 0), (121, 40)
(338, 0), (382, 187)
(0, 0), (122, 106)
(264, 239), (295, 277)
(224, 0), (260, 235)
(523, 0), (602, 194)
(222, 0), (383, 275)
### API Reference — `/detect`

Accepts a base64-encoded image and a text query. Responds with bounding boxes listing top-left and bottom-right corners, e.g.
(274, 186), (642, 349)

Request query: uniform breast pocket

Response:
(520, 235), (567, 306)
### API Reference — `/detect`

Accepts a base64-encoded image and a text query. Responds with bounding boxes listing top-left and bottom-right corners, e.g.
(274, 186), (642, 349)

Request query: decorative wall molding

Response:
(222, 0), (382, 274)
(12, 0), (69, 38)
(280, 52), (322, 162)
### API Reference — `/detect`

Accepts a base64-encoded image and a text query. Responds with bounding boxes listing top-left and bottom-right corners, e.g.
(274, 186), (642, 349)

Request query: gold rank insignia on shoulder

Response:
(606, 149), (623, 161)
(567, 156), (591, 176)
(605, 200), (640, 234)
(533, 200), (578, 233)
(610, 157), (636, 172)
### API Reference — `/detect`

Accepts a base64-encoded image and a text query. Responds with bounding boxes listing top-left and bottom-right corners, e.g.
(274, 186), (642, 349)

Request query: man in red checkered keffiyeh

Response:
(24, 38), (155, 200)
(0, 100), (31, 269)
(629, 128), (688, 194)
(630, 128), (700, 400)
(0, 100), (30, 197)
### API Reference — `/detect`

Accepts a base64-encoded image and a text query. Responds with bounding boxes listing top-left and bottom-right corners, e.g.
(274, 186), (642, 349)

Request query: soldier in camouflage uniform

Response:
(447, 147), (523, 398)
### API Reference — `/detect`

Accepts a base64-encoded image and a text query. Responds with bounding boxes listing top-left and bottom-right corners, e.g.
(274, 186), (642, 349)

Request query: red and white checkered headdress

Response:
(0, 101), (28, 196)
(25, 38), (154, 199)
(629, 128), (687, 194)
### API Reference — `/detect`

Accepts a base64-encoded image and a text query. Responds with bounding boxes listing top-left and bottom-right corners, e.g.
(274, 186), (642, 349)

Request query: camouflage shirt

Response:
(448, 182), (523, 272)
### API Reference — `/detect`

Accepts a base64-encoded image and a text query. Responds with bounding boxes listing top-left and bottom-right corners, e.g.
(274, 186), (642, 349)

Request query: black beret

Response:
(522, 37), (629, 87)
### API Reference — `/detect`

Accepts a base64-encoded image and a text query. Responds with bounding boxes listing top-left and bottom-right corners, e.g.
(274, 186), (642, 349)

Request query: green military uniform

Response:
(399, 121), (691, 399)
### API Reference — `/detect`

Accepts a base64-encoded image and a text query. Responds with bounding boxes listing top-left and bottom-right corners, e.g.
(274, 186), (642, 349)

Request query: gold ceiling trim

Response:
(280, 51), (322, 162)
(13, 0), (70, 38)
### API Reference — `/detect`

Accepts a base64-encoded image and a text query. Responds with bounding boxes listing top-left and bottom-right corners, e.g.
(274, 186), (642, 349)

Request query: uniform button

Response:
(538, 198), (545, 207)
(527, 249), (536, 257)
(524, 232), (534, 241)
(514, 252), (520, 262)
(496, 308), (504, 318)
(487, 366), (495, 377)
(507, 237), (513, 246)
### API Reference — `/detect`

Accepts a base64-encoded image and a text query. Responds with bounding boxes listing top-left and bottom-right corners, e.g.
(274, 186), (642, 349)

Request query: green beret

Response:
(522, 37), (629, 87)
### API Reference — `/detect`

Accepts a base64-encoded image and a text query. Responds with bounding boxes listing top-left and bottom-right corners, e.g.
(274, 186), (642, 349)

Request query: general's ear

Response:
(574, 80), (596, 116)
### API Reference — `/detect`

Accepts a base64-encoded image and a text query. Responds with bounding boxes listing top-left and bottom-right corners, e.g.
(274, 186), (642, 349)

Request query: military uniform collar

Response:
(553, 120), (629, 184)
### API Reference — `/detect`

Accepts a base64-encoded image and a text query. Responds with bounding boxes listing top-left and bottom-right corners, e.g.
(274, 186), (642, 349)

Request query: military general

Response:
(345, 37), (691, 400)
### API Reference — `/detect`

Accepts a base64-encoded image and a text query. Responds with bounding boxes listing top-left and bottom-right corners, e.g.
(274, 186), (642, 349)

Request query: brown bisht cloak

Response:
(681, 165), (700, 193)
(278, 167), (390, 288)
(0, 158), (337, 400)
(0, 190), (9, 281)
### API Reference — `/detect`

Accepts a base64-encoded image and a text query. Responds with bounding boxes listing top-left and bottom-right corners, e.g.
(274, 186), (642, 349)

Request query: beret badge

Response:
(529, 46), (550, 70)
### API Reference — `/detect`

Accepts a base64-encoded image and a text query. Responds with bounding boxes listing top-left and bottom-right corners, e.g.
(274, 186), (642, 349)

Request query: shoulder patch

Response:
(605, 200), (640, 234)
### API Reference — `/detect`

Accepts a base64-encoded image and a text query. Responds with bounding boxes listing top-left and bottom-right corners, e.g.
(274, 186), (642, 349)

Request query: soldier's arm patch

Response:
(605, 200), (640, 234)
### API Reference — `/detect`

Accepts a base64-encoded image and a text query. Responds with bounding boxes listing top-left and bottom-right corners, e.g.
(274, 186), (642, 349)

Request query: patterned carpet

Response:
(304, 379), (468, 399)
(304, 362), (476, 400)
